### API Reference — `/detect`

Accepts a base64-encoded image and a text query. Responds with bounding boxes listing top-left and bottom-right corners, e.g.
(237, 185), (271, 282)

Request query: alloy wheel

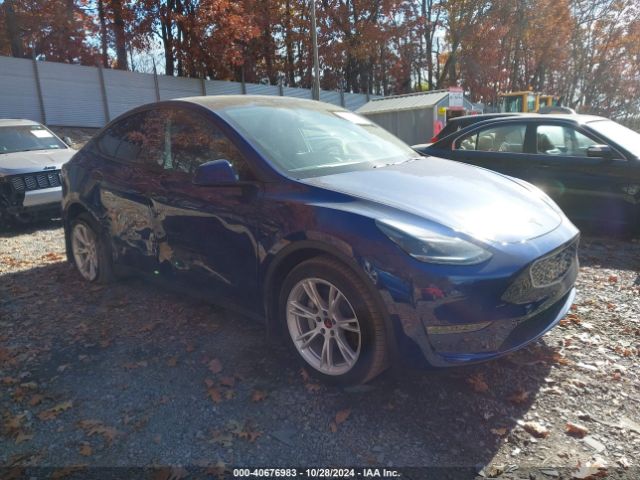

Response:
(286, 278), (361, 375)
(71, 222), (99, 281)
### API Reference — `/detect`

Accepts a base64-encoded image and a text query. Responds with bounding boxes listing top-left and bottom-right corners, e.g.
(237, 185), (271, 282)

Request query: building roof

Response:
(356, 91), (450, 115)
(0, 118), (41, 127)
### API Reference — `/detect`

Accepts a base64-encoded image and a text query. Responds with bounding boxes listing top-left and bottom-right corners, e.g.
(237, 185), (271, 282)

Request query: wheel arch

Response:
(262, 240), (385, 337)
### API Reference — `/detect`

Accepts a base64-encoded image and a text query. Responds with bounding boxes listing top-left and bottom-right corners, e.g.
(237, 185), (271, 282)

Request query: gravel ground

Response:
(1, 221), (639, 479)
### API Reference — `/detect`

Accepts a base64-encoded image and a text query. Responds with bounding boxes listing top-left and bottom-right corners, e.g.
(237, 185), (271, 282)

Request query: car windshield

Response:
(220, 105), (417, 178)
(0, 125), (66, 156)
(587, 119), (640, 158)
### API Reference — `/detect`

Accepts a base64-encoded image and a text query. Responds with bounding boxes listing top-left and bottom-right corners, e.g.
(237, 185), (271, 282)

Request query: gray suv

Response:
(0, 119), (75, 224)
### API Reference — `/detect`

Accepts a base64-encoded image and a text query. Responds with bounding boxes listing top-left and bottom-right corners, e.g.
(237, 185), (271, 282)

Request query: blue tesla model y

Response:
(62, 96), (579, 385)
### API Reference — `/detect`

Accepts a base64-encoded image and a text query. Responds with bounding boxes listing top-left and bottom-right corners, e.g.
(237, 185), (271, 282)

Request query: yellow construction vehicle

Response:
(498, 91), (561, 113)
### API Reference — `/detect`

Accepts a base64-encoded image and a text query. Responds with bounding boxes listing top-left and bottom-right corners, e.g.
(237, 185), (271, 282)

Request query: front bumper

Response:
(363, 232), (579, 368)
(1, 171), (63, 216)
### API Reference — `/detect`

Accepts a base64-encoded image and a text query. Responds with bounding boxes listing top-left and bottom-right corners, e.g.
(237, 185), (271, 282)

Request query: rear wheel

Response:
(70, 213), (114, 283)
(279, 256), (388, 385)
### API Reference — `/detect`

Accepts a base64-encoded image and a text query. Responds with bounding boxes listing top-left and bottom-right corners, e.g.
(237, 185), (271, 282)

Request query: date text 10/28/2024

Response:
(232, 468), (402, 478)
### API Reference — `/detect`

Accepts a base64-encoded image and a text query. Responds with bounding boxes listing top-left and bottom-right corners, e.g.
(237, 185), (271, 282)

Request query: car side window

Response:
(455, 124), (526, 153)
(160, 108), (252, 180)
(96, 111), (165, 166)
(535, 125), (598, 157)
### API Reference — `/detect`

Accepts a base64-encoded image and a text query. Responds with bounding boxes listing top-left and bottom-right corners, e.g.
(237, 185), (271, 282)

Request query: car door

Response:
(524, 122), (636, 227)
(91, 110), (163, 273)
(146, 106), (262, 310)
(445, 122), (529, 177)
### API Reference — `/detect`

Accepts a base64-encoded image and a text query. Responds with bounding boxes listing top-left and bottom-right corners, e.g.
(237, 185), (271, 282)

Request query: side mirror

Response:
(192, 159), (238, 185)
(63, 136), (73, 146)
(587, 144), (614, 160)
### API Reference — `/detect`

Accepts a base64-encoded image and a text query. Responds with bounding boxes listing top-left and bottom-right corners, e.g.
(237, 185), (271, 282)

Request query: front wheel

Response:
(279, 256), (389, 385)
(70, 213), (114, 283)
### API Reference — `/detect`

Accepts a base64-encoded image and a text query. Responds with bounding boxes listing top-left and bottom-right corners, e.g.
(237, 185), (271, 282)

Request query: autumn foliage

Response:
(0, 0), (639, 118)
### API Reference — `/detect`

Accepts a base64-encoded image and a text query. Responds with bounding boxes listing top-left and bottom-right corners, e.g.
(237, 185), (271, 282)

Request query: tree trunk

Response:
(97, 0), (109, 67)
(284, 0), (295, 86)
(4, 0), (25, 58)
(111, 0), (128, 70)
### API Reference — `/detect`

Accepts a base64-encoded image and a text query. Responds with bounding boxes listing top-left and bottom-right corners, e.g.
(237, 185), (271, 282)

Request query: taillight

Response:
(430, 136), (439, 143)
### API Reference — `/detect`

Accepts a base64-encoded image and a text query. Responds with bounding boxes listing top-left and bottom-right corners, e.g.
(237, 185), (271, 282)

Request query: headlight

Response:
(376, 219), (492, 265)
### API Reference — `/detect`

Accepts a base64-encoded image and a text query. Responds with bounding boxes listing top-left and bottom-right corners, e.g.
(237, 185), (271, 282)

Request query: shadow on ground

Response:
(0, 260), (560, 471)
(0, 218), (63, 239)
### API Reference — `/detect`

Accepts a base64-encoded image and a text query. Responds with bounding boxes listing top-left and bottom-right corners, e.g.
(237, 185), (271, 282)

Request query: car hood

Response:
(0, 148), (75, 175)
(301, 157), (563, 244)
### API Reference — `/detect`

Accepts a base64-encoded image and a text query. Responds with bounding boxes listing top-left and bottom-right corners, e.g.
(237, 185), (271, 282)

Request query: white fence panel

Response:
(104, 69), (157, 120)
(0, 57), (44, 123)
(159, 76), (202, 100)
(245, 83), (280, 96)
(205, 80), (243, 96)
(38, 61), (104, 127)
(283, 86), (312, 99)
(0, 55), (380, 127)
(319, 90), (342, 106)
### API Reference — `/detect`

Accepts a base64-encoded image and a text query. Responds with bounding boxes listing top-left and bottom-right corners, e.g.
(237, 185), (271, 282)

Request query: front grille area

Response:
(501, 238), (579, 305)
(10, 171), (61, 192)
(530, 241), (578, 288)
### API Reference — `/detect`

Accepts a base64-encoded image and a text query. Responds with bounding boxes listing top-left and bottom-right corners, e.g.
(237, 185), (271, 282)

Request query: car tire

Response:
(278, 255), (389, 385)
(70, 213), (115, 284)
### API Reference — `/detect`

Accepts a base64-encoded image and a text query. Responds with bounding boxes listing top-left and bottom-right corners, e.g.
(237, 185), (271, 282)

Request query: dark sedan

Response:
(62, 96), (578, 385)
(414, 114), (640, 231)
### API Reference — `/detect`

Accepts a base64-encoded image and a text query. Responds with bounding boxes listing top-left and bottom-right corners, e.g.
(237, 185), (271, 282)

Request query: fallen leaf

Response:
(77, 420), (120, 445)
(491, 427), (507, 436)
(29, 394), (44, 406)
(300, 368), (311, 383)
(608, 275), (618, 284)
(251, 390), (267, 402)
(152, 466), (189, 480)
(15, 432), (33, 444)
(139, 323), (156, 333)
(566, 422), (589, 438)
(237, 430), (262, 442)
(166, 357), (178, 367)
(572, 461), (607, 479)
(220, 376), (235, 388)
(508, 389), (530, 405)
(208, 359), (223, 374)
(467, 373), (489, 393)
(329, 421), (338, 433)
(335, 409), (351, 425)
(305, 382), (321, 393)
(79, 443), (92, 456)
(38, 400), (73, 420)
(208, 387), (222, 404)
(523, 421), (550, 438)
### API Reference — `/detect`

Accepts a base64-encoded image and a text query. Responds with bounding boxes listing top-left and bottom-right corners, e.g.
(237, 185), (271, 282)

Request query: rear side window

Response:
(96, 111), (165, 165)
(456, 124), (526, 153)
(162, 108), (253, 179)
(535, 124), (598, 157)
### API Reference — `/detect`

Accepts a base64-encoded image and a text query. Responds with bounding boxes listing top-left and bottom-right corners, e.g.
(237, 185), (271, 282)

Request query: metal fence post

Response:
(200, 77), (206, 96)
(241, 68), (247, 95)
(340, 81), (345, 108)
(152, 60), (161, 101)
(97, 65), (110, 124)
(31, 56), (47, 124)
